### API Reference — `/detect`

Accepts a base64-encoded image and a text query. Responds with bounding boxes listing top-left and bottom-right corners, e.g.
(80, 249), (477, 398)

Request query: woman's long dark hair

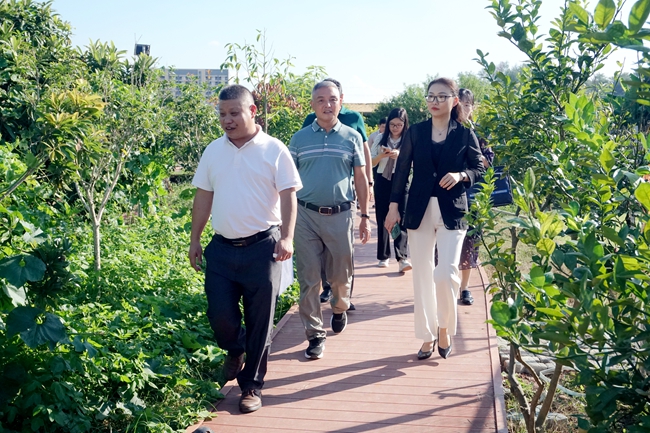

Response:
(427, 77), (464, 122)
(377, 107), (410, 149)
(458, 88), (474, 123)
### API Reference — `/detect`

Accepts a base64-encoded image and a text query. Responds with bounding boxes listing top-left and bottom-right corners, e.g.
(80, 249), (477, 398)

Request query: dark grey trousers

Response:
(374, 173), (408, 261)
(203, 227), (281, 391)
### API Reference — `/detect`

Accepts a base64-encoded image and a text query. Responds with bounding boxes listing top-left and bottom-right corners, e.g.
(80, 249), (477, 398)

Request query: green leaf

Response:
(595, 0), (617, 28)
(536, 238), (556, 256)
(569, 2), (590, 23)
(2, 283), (26, 306)
(512, 23), (526, 42)
(606, 21), (628, 38)
(602, 226), (625, 247)
(564, 201), (580, 217)
(6, 306), (42, 338)
(552, 249), (565, 268)
(635, 182), (650, 211)
(530, 266), (546, 287)
(577, 417), (591, 430)
(536, 307), (565, 318)
(490, 301), (512, 326)
(534, 331), (573, 344)
(20, 313), (67, 348)
(0, 254), (46, 288)
(600, 147), (615, 172)
(524, 167), (535, 195)
(629, 0), (650, 33)
(181, 333), (202, 350)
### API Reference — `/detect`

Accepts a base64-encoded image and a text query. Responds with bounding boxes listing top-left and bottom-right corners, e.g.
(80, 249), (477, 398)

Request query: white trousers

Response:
(408, 197), (466, 342)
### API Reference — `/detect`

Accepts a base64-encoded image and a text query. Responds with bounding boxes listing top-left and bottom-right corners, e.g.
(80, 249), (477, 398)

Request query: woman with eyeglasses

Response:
(384, 78), (484, 360)
(456, 88), (494, 306)
(370, 108), (412, 272)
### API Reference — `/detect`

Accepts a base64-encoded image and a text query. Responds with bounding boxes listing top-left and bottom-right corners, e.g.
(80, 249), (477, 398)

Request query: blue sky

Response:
(51, 0), (636, 102)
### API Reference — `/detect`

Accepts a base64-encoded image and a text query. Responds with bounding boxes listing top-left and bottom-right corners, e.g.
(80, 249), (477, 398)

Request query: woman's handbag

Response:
(467, 166), (513, 207)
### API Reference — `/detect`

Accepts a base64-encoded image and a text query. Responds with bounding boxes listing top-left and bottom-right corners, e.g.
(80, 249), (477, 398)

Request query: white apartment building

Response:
(161, 68), (230, 97)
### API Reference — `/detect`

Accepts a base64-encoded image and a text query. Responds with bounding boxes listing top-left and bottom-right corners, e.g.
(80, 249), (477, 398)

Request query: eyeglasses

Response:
(425, 95), (454, 103)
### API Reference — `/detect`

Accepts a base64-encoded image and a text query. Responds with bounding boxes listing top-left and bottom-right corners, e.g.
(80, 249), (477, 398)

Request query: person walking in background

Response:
(302, 78), (371, 308)
(291, 80), (370, 360)
(371, 108), (412, 272)
(384, 78), (484, 361)
(368, 117), (387, 148)
(456, 88), (494, 305)
(189, 85), (302, 413)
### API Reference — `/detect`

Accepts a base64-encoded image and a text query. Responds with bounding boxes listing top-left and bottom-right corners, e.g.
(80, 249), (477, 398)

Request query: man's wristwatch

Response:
(460, 171), (468, 181)
(360, 214), (371, 219)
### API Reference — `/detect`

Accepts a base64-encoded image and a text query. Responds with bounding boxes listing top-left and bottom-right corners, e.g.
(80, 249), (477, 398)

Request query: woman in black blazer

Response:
(385, 78), (484, 360)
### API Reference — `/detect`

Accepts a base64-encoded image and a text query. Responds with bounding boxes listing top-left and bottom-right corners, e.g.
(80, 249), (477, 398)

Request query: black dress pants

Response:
(374, 172), (408, 261)
(203, 228), (281, 391)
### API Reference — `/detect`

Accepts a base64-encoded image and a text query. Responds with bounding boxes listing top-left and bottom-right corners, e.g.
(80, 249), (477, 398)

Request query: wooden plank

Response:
(186, 216), (505, 433)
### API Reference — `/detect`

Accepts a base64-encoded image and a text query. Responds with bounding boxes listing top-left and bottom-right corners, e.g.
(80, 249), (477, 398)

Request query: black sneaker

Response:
(330, 312), (347, 334)
(320, 287), (332, 303)
(305, 337), (325, 359)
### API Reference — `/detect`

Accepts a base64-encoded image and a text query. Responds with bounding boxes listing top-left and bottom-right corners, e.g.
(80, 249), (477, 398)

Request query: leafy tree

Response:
(73, 41), (166, 270)
(221, 31), (326, 144)
(157, 77), (223, 173)
(473, 0), (650, 431)
(367, 82), (429, 126)
(457, 70), (492, 104)
(264, 65), (327, 144)
(221, 29), (294, 134)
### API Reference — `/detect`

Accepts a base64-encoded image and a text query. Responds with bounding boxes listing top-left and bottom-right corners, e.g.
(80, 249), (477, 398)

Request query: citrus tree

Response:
(473, 0), (650, 431)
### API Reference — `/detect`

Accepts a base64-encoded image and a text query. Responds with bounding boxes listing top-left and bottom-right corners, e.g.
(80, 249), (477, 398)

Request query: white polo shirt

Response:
(192, 127), (302, 239)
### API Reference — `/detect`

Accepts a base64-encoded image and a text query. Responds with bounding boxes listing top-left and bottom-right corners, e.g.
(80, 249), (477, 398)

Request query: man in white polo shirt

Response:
(189, 85), (302, 414)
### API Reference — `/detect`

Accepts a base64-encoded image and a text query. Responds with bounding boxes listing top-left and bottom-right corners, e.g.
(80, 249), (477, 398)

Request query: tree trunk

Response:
(535, 362), (564, 431)
(92, 219), (101, 270)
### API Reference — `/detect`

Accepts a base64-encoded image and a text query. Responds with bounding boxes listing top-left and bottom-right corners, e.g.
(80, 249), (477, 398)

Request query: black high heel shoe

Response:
(438, 331), (452, 359)
(417, 341), (436, 360)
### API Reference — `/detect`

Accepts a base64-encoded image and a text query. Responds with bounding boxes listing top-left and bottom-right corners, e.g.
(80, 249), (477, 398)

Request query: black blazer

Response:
(390, 119), (484, 230)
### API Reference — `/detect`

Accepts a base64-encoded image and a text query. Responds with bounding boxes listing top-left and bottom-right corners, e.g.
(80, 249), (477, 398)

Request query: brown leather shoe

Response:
(223, 353), (244, 382)
(239, 389), (262, 413)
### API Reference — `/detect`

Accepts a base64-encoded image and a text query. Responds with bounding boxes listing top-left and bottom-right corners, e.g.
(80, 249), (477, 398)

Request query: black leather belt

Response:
(214, 226), (277, 247)
(298, 199), (352, 215)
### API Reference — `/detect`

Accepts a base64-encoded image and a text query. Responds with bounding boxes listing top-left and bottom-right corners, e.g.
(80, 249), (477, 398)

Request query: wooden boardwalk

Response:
(187, 217), (507, 433)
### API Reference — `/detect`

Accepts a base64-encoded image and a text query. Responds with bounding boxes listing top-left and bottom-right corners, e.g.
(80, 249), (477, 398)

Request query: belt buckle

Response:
(232, 240), (247, 247)
(318, 206), (333, 215)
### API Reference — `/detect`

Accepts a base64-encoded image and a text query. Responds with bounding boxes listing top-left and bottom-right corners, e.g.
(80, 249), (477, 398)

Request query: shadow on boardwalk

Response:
(187, 216), (507, 433)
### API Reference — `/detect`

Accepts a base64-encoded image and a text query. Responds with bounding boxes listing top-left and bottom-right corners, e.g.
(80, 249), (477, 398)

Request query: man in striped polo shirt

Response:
(289, 80), (371, 360)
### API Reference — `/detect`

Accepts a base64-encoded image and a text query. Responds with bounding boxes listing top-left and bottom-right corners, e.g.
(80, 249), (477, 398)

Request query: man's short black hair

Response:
(219, 84), (255, 106)
(379, 117), (387, 125)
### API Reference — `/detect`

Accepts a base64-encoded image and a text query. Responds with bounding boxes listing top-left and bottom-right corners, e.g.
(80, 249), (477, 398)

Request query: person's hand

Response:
(381, 147), (391, 159)
(359, 218), (371, 244)
(439, 172), (463, 190)
(188, 241), (204, 271)
(384, 205), (401, 233)
(274, 237), (293, 261)
(388, 149), (399, 160)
